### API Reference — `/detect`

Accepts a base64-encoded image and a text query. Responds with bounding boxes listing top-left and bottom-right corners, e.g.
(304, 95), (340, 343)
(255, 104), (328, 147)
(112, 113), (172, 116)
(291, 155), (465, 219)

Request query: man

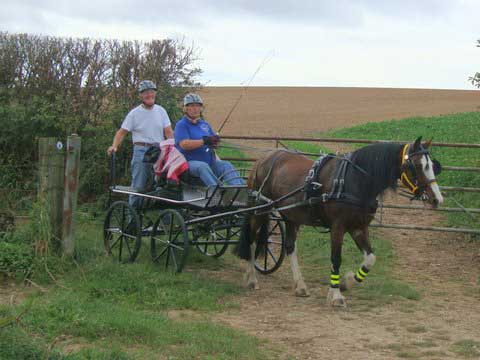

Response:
(174, 93), (244, 187)
(107, 80), (173, 207)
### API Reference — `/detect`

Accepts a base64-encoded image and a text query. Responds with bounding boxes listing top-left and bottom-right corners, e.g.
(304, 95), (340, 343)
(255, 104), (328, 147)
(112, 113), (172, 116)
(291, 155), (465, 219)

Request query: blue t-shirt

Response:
(175, 116), (216, 165)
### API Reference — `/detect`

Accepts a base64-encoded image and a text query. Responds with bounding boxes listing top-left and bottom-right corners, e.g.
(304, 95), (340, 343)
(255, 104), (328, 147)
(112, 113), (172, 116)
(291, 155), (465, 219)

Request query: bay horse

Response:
(235, 137), (443, 306)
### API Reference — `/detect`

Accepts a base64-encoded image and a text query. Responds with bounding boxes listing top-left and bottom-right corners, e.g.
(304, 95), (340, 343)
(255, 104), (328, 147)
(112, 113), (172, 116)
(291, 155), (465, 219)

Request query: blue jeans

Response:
(129, 145), (154, 208)
(188, 160), (245, 187)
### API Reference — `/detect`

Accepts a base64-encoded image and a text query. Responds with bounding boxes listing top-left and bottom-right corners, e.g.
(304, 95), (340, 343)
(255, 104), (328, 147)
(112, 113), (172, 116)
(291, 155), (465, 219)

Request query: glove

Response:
(202, 135), (220, 148)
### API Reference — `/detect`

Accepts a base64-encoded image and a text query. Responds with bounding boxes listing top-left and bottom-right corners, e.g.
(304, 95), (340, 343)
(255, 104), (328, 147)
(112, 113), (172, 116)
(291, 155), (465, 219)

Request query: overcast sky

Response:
(2, 0), (479, 90)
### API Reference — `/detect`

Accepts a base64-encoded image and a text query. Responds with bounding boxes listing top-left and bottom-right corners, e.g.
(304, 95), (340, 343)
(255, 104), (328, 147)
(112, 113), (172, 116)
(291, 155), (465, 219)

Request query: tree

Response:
(469, 39), (480, 88)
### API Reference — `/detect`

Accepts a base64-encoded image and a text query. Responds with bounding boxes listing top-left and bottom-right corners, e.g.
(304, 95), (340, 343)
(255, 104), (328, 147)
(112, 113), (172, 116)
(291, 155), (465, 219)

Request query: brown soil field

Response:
(200, 86), (480, 137)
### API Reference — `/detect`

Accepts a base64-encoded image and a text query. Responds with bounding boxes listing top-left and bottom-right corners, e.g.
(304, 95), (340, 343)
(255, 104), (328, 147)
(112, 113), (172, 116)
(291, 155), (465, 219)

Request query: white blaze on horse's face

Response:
(421, 155), (444, 207)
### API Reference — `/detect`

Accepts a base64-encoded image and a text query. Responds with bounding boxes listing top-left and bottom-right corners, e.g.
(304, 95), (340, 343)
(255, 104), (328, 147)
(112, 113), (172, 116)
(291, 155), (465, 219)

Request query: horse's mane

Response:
(348, 142), (403, 198)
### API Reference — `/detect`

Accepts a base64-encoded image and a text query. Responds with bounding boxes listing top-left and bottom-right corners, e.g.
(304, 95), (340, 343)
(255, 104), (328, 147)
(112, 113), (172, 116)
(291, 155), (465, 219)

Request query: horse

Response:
(234, 137), (443, 307)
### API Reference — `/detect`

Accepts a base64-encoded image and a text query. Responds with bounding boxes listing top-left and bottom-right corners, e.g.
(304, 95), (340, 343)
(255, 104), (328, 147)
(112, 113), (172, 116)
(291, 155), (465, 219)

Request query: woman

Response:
(174, 93), (244, 187)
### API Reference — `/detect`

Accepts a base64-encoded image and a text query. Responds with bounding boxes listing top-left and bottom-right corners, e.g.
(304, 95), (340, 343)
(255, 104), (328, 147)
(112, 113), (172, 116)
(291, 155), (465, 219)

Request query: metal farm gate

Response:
(220, 135), (480, 236)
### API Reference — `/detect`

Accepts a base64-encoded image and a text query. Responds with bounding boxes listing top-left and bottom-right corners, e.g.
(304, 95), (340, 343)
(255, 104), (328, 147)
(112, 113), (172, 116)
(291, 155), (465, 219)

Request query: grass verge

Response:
(0, 218), (269, 359)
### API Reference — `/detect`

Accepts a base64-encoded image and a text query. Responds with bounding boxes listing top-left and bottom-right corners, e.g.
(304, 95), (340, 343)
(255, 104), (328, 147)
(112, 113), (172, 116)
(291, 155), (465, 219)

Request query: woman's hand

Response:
(202, 135), (220, 148)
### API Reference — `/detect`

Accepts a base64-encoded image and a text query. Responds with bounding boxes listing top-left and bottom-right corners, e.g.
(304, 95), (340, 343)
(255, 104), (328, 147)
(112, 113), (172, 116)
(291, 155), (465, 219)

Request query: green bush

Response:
(0, 241), (33, 278)
(0, 200), (68, 280)
(0, 32), (202, 201)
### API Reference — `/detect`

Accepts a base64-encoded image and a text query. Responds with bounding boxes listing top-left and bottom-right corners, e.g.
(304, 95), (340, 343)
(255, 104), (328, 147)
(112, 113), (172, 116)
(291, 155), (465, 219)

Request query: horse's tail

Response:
(233, 215), (253, 260)
(233, 214), (270, 261)
(255, 219), (270, 257)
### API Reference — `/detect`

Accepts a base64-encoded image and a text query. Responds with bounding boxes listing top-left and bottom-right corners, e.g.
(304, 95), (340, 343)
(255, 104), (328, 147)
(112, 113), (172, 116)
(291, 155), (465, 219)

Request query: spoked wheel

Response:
(254, 215), (286, 274)
(151, 209), (189, 273)
(193, 217), (241, 257)
(103, 201), (142, 263)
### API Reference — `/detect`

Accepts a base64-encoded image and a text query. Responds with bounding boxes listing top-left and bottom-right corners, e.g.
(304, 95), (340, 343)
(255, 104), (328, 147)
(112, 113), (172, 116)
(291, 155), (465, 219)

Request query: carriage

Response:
(103, 153), (286, 273)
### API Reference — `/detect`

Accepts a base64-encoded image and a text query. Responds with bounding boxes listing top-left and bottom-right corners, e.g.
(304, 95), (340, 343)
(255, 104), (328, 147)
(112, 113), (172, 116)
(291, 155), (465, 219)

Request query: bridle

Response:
(400, 143), (441, 200)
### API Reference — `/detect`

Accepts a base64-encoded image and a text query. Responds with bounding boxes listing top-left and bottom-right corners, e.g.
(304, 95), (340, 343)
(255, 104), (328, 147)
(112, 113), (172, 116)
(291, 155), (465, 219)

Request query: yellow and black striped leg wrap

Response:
(354, 266), (369, 283)
(330, 272), (340, 288)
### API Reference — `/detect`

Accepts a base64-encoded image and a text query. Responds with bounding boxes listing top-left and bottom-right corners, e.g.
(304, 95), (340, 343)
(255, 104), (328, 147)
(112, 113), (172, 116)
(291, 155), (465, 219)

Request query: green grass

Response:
(323, 112), (480, 230)
(296, 227), (420, 304)
(281, 140), (331, 157)
(216, 141), (251, 171)
(0, 218), (269, 359)
(450, 339), (480, 358)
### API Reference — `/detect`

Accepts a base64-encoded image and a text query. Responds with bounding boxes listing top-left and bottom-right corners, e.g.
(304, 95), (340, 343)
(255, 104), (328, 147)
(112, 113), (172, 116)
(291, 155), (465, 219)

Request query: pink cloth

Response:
(154, 139), (189, 184)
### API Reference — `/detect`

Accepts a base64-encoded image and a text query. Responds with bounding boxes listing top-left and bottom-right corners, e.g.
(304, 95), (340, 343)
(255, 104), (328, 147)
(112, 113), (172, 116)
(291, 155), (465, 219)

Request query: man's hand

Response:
(202, 135), (220, 149)
(108, 128), (128, 156)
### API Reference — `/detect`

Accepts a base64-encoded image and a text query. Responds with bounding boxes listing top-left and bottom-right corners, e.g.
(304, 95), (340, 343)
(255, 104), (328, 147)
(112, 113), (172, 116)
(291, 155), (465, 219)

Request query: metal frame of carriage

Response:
(103, 153), (287, 273)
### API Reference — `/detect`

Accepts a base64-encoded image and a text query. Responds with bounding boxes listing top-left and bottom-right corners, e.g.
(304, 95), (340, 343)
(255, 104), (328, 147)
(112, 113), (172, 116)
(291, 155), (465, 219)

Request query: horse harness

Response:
(303, 153), (379, 213)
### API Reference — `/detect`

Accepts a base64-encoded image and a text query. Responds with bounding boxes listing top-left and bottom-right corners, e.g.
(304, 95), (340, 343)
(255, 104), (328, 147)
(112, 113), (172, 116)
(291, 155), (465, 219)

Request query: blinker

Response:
(432, 159), (442, 176)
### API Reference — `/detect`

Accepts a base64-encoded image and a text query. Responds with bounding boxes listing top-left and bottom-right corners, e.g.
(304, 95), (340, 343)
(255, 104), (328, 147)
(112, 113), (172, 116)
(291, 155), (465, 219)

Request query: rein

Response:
(219, 143), (373, 177)
(218, 142), (314, 154)
(255, 150), (287, 197)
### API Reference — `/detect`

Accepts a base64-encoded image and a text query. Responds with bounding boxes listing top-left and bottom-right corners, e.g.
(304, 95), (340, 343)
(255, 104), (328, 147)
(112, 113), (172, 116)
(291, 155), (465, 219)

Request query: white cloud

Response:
(1, 0), (479, 89)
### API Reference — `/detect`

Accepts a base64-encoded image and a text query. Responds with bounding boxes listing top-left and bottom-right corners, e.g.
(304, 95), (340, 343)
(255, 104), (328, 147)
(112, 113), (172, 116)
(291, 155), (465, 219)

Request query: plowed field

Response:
(200, 87), (479, 136)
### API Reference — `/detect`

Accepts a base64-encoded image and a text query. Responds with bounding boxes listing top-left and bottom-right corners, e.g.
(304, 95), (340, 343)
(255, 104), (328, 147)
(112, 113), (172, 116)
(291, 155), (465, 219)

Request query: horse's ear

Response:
(413, 136), (422, 151)
(423, 139), (432, 149)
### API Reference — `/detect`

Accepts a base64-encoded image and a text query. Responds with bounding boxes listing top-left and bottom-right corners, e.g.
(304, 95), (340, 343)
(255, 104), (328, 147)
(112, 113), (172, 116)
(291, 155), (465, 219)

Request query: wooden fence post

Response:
(62, 134), (81, 256)
(38, 137), (65, 251)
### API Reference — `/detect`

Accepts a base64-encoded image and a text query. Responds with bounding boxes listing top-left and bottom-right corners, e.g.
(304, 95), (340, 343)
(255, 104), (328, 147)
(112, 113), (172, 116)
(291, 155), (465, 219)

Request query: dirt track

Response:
(207, 193), (480, 359)
(198, 87), (480, 359)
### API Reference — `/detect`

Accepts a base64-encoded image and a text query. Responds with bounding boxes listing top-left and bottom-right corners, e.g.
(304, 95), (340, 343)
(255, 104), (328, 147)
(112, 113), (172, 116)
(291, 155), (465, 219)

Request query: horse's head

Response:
(400, 137), (444, 208)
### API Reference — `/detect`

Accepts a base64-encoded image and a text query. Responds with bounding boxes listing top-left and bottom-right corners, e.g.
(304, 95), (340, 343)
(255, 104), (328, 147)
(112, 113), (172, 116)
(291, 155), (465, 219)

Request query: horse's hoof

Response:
(331, 297), (347, 308)
(247, 281), (259, 290)
(340, 271), (355, 292)
(327, 288), (347, 307)
(295, 287), (310, 297)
